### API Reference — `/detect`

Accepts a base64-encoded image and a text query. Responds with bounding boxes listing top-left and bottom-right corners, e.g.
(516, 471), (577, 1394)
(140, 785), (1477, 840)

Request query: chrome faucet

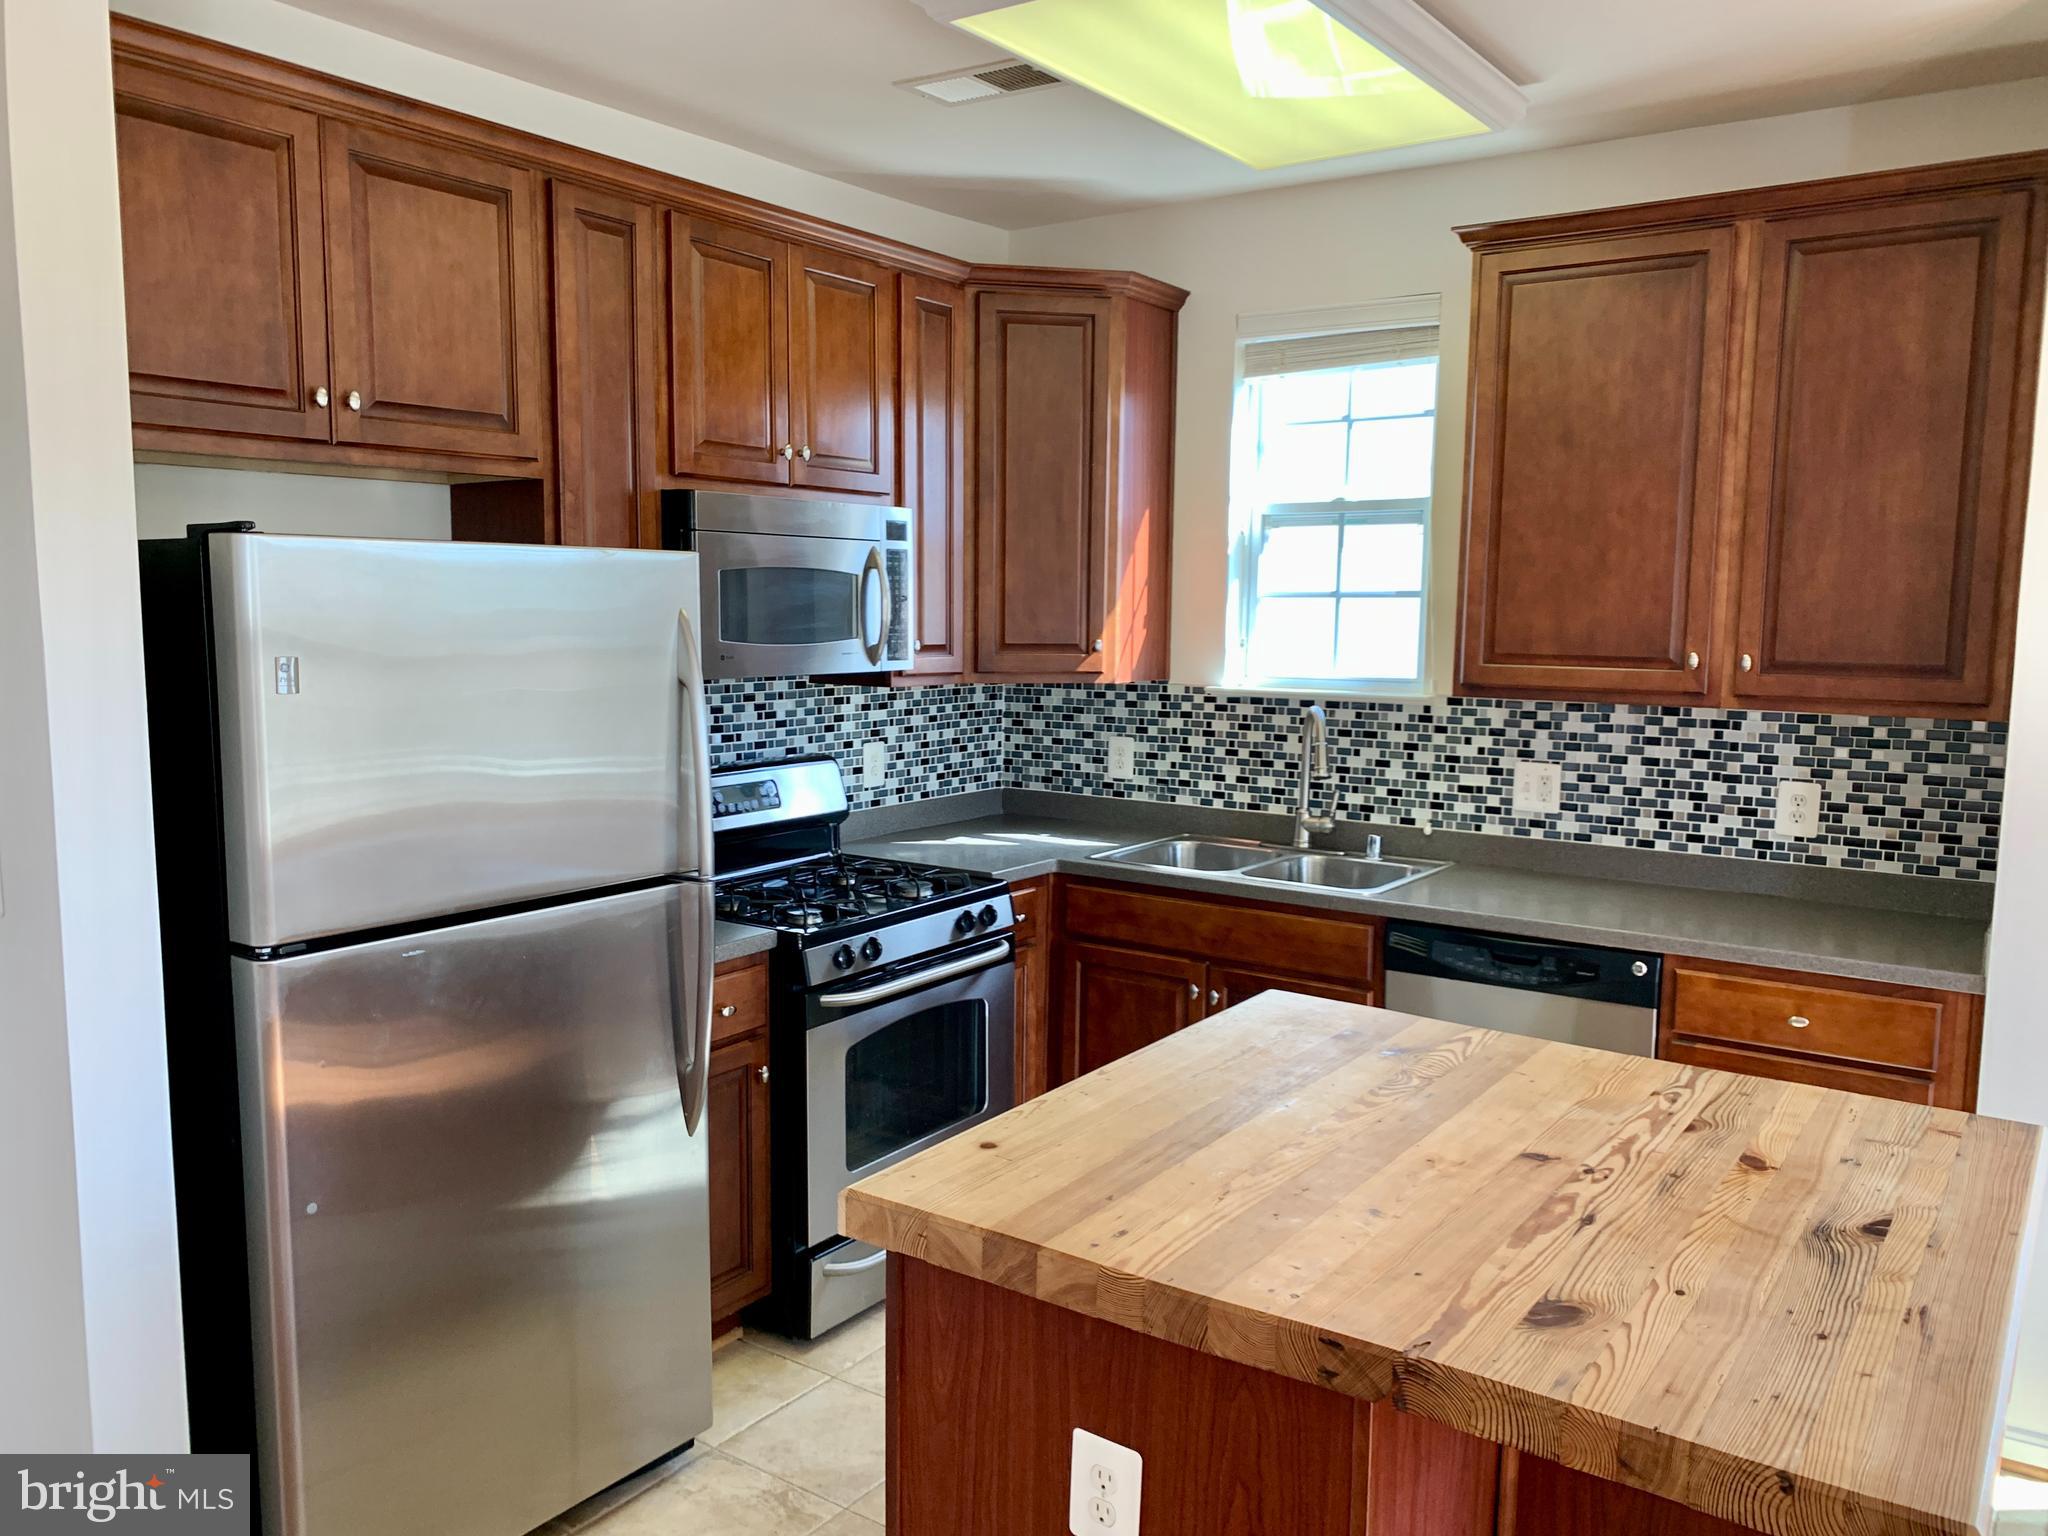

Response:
(1293, 704), (1335, 848)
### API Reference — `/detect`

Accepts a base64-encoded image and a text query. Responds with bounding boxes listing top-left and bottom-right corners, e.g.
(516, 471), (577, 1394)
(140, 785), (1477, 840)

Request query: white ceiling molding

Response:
(1311, 0), (1527, 130)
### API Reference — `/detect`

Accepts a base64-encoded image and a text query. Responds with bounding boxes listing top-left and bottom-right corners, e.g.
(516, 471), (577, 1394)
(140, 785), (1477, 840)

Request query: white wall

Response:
(1011, 76), (2048, 690)
(1980, 320), (2048, 1464)
(0, 0), (186, 1451)
(112, 0), (1008, 264)
(134, 464), (453, 540)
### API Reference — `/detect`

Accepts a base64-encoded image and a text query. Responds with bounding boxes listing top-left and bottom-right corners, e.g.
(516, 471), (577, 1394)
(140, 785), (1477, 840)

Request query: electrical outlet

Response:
(1070, 1429), (1141, 1535)
(1106, 736), (1137, 781)
(1513, 760), (1561, 816)
(861, 740), (887, 784)
(1775, 779), (1821, 839)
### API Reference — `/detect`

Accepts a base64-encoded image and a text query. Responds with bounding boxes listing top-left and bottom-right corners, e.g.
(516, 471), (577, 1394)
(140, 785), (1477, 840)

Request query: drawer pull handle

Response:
(719, 1004), (737, 1018)
(1787, 1014), (1810, 1029)
(1187, 982), (1199, 999)
(1207, 988), (1220, 1006)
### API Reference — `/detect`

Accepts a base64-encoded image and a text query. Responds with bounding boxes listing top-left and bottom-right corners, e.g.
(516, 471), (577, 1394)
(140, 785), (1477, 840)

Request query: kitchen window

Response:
(1229, 306), (1440, 690)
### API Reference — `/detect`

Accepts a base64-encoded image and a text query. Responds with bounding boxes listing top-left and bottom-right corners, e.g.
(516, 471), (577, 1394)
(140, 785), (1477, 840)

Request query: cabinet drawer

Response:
(1665, 963), (1940, 1073)
(1660, 1039), (1940, 1107)
(1009, 879), (1048, 947)
(1061, 879), (1375, 985)
(713, 953), (772, 1046)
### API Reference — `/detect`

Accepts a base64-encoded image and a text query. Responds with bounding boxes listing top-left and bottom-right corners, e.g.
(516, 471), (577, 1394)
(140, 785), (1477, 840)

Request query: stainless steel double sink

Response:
(1093, 836), (1448, 895)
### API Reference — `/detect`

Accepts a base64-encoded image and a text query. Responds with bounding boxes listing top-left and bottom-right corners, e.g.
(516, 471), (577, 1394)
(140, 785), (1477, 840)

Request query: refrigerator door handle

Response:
(677, 607), (717, 1136)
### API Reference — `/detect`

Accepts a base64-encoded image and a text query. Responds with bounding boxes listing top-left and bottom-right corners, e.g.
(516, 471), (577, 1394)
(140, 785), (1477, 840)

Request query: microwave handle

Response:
(859, 544), (890, 667)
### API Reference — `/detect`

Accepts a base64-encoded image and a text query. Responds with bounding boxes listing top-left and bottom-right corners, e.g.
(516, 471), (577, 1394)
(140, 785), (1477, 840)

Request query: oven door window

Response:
(718, 566), (857, 647)
(842, 999), (988, 1172)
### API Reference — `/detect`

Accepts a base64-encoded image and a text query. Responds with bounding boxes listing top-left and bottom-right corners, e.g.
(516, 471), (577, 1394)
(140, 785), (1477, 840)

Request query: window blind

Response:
(1241, 324), (1439, 379)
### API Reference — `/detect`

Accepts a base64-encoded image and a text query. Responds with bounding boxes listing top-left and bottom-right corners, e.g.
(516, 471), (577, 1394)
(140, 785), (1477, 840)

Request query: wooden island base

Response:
(886, 1255), (1747, 1536)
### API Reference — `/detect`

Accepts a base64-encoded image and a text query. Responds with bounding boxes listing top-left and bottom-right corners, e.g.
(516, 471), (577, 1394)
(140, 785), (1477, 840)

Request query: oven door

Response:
(802, 938), (1016, 1250)
(696, 528), (891, 678)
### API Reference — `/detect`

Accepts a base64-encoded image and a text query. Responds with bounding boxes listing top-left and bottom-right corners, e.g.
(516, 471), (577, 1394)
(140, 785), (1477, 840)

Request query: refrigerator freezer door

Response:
(211, 534), (710, 948)
(234, 883), (713, 1536)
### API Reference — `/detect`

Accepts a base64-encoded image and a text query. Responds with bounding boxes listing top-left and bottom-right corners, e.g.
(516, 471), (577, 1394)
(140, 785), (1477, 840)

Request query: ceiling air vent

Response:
(900, 59), (1063, 106)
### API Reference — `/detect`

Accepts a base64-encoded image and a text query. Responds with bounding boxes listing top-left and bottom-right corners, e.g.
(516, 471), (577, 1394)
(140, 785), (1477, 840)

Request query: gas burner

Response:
(716, 851), (1004, 939)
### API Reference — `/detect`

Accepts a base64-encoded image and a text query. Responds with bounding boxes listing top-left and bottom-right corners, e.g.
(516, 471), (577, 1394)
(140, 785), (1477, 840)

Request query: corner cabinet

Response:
(900, 275), (973, 678)
(708, 954), (773, 1325)
(114, 58), (547, 473)
(972, 278), (1182, 683)
(1456, 154), (2047, 716)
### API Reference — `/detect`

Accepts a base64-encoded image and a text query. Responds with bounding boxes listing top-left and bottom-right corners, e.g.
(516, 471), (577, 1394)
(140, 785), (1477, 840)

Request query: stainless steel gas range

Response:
(711, 756), (1015, 1336)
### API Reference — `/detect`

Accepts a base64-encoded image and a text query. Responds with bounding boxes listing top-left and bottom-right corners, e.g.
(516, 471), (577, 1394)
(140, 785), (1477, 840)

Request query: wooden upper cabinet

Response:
(550, 181), (658, 548)
(1459, 227), (1735, 699)
(114, 62), (331, 442)
(322, 121), (544, 459)
(1730, 189), (2034, 714)
(900, 275), (972, 676)
(667, 212), (790, 485)
(790, 245), (897, 494)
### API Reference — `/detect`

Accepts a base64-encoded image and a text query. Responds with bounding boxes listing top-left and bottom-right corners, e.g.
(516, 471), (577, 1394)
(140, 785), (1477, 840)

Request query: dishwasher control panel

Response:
(1384, 921), (1661, 1008)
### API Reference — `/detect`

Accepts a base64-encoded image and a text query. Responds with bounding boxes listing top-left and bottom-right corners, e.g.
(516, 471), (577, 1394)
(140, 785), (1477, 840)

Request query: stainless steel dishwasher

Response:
(1382, 920), (1661, 1056)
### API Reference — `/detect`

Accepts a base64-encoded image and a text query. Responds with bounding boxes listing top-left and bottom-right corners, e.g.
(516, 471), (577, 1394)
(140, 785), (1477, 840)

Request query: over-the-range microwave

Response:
(660, 490), (914, 680)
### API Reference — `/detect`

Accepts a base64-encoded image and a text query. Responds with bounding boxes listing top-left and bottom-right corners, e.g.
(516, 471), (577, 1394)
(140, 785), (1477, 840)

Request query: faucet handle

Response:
(1364, 834), (1383, 860)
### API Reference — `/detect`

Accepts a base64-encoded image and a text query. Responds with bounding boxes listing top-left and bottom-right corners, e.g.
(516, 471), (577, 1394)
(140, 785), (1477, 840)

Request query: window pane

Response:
(1335, 597), (1422, 680)
(1346, 416), (1435, 500)
(1255, 420), (1347, 502)
(1259, 368), (1350, 427)
(1258, 521), (1339, 595)
(1338, 521), (1425, 593)
(1349, 358), (1437, 419)
(1249, 596), (1337, 678)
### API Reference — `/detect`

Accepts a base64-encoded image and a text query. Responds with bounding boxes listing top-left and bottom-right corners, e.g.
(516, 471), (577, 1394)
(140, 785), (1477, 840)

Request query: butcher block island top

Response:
(841, 993), (2041, 1536)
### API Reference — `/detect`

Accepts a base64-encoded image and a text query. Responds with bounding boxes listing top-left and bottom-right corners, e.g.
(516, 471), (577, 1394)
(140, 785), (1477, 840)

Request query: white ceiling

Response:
(278, 0), (2048, 229)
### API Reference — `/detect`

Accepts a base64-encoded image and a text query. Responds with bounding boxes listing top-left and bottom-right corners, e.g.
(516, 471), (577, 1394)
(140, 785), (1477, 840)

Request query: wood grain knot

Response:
(1859, 1215), (1893, 1240)
(978, 1141), (999, 1150)
(1518, 1151), (1558, 1162)
(1521, 1298), (1591, 1330)
(1738, 1151), (1773, 1171)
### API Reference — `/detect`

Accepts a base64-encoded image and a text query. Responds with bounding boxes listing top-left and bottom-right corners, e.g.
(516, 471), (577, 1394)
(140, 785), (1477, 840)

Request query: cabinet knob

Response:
(780, 443), (795, 460)
(1788, 1014), (1810, 1029)
(719, 1003), (737, 1018)
(1685, 650), (1699, 670)
(1741, 653), (1755, 672)
(345, 390), (362, 411)
(1187, 982), (1200, 999)
(1093, 638), (1105, 653)
(799, 445), (813, 461)
(312, 385), (329, 407)
(756, 1064), (770, 1083)
(1207, 988), (1220, 1006)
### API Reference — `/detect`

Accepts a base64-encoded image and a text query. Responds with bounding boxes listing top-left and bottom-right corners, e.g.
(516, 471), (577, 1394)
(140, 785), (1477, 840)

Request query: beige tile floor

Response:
(536, 1305), (887, 1536)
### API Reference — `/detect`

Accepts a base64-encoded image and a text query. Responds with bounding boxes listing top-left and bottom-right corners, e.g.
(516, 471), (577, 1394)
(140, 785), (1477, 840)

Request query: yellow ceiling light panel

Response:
(928, 0), (1523, 170)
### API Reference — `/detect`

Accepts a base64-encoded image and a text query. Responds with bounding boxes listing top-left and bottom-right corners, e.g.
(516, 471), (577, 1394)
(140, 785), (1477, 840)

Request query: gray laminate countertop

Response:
(713, 919), (777, 965)
(843, 813), (1990, 993)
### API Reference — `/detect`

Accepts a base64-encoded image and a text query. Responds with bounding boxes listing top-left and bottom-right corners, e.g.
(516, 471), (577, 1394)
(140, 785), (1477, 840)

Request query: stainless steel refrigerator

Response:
(139, 527), (716, 1536)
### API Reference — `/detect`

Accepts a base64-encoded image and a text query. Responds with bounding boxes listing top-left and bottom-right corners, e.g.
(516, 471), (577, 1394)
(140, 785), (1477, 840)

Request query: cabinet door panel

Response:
(114, 63), (330, 441)
(901, 276), (972, 675)
(1209, 965), (1376, 1015)
(1060, 940), (1203, 1081)
(1460, 228), (1734, 698)
(551, 182), (658, 548)
(707, 1030), (772, 1319)
(1732, 191), (2032, 713)
(975, 291), (1112, 676)
(667, 213), (790, 485)
(791, 245), (897, 494)
(323, 122), (543, 458)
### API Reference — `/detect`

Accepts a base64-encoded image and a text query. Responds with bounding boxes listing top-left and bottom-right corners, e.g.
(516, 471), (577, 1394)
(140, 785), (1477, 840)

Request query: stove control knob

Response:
(953, 910), (978, 938)
(832, 944), (857, 971)
(860, 937), (883, 963)
(977, 903), (1000, 929)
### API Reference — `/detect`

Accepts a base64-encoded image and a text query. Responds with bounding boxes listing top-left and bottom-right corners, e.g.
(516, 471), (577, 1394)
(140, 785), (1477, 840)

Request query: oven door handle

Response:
(818, 939), (1012, 1008)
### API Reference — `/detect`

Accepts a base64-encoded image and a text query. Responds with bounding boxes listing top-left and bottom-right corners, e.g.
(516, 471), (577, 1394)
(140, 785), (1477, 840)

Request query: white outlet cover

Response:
(1070, 1428), (1141, 1535)
(1107, 735), (1137, 781)
(1775, 778), (1821, 839)
(1513, 759), (1561, 816)
(861, 740), (887, 782)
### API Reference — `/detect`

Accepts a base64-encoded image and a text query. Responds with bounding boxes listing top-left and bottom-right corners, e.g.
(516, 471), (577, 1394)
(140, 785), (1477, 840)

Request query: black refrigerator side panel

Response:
(138, 530), (257, 1463)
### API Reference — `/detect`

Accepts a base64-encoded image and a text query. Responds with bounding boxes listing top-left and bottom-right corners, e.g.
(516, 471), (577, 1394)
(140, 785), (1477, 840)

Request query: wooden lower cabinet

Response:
(708, 956), (773, 1323)
(1054, 880), (1381, 1082)
(1658, 956), (1980, 1110)
(1008, 879), (1051, 1102)
(1501, 1448), (1748, 1536)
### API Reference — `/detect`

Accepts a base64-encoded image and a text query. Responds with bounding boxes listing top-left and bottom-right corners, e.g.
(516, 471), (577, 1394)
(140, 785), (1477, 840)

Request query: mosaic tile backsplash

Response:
(709, 679), (2004, 880)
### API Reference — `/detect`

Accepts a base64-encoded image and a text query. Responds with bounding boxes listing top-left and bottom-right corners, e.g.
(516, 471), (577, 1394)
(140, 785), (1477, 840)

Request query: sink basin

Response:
(1094, 837), (1283, 872)
(1239, 853), (1447, 894)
